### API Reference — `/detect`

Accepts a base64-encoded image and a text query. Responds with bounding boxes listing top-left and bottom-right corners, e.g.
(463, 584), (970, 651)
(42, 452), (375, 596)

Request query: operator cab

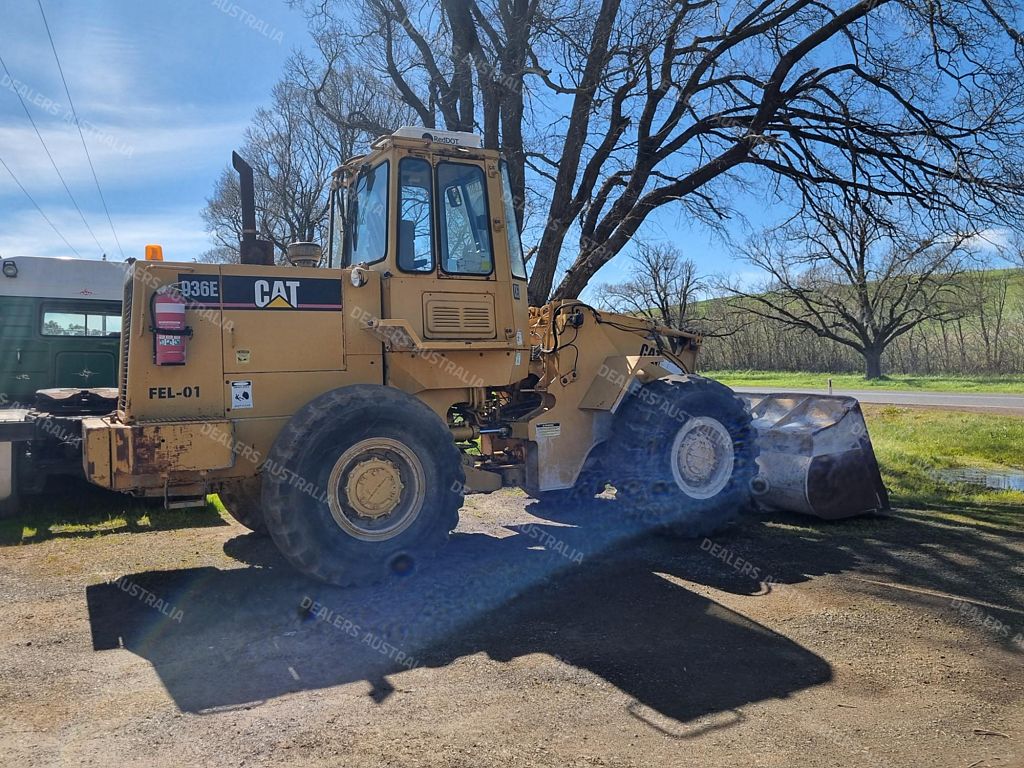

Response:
(329, 127), (529, 346)
(330, 127), (526, 278)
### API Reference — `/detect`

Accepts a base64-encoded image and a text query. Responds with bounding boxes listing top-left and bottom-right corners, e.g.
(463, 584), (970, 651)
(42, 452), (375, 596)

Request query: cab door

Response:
(385, 155), (504, 344)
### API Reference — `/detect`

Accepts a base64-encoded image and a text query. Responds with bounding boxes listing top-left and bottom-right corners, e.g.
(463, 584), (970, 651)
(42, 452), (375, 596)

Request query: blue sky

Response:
(0, 0), (311, 263)
(0, 0), (762, 291)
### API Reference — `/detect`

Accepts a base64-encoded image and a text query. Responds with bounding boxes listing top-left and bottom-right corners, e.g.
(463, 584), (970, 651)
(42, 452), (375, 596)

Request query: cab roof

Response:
(333, 126), (500, 183)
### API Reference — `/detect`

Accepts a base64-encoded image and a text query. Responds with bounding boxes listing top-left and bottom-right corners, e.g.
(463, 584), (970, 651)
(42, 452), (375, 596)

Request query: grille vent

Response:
(117, 268), (134, 415)
(423, 293), (496, 339)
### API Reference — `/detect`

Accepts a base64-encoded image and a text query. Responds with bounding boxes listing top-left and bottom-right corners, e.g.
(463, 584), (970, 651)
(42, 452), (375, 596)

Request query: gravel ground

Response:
(0, 490), (1021, 767)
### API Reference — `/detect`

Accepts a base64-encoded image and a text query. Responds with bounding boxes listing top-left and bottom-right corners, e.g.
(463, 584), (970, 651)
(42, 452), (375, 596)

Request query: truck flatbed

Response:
(0, 409), (34, 442)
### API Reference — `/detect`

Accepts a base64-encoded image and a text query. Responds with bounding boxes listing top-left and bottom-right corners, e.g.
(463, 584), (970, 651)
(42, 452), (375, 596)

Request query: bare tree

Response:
(288, 43), (419, 159)
(961, 267), (1012, 372)
(728, 194), (976, 379)
(199, 167), (244, 263)
(300, 0), (1024, 305)
(201, 58), (410, 263)
(595, 243), (703, 332)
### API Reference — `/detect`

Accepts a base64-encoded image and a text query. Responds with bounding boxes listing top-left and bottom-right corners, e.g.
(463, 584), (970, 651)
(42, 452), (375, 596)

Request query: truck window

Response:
(437, 162), (493, 276)
(42, 309), (121, 336)
(500, 162), (527, 279)
(397, 158), (434, 272)
(344, 161), (389, 266)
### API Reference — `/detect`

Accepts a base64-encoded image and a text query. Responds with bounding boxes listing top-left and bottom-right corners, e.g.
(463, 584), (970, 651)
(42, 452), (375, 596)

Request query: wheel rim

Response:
(327, 437), (425, 541)
(670, 416), (735, 500)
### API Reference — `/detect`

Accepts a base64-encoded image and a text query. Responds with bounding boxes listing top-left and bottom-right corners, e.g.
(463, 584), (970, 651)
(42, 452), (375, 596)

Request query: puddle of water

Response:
(933, 467), (1024, 492)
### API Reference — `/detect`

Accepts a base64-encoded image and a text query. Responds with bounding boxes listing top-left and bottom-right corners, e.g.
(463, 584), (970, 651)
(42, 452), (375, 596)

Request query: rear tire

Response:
(261, 385), (464, 586)
(611, 375), (757, 536)
(218, 478), (267, 535)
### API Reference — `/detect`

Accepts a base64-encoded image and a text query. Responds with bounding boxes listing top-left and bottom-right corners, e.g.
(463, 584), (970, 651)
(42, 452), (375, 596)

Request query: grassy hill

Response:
(687, 267), (1024, 378)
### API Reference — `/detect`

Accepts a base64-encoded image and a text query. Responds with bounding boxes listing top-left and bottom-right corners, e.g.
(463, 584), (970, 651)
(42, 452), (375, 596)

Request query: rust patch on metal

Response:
(114, 431), (130, 466)
(131, 426), (166, 475)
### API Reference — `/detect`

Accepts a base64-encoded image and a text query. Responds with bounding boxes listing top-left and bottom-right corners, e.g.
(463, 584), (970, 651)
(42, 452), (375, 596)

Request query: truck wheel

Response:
(611, 375), (757, 536)
(218, 478), (267, 535)
(261, 385), (464, 586)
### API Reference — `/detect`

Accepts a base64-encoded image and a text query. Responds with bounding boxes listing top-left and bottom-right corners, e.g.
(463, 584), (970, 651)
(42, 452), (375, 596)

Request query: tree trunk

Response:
(863, 347), (884, 379)
(526, 0), (623, 306)
(500, 0), (530, 231)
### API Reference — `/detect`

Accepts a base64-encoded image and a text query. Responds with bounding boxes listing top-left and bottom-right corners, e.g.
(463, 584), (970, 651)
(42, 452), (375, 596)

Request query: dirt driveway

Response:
(0, 490), (1021, 767)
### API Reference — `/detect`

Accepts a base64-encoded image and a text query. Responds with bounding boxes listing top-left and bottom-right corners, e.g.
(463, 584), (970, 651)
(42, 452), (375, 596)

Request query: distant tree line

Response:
(599, 239), (1024, 376)
(694, 266), (1024, 375)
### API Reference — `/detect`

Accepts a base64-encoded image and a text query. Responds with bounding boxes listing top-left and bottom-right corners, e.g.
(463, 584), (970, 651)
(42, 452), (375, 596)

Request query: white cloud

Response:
(0, 113), (248, 192)
(0, 13), (249, 205)
(963, 227), (1014, 253)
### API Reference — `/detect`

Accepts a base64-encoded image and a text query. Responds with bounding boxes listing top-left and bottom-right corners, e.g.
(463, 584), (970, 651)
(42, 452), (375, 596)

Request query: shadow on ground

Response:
(84, 495), (1021, 722)
(0, 478), (226, 545)
(85, 497), (839, 721)
(747, 506), (1024, 615)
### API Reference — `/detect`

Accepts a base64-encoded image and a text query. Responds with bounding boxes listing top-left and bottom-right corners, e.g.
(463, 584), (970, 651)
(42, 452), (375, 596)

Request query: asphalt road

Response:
(731, 386), (1024, 414)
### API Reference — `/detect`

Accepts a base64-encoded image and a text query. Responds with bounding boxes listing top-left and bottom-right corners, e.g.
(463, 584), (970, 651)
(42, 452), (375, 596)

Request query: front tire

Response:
(261, 385), (464, 585)
(611, 375), (757, 536)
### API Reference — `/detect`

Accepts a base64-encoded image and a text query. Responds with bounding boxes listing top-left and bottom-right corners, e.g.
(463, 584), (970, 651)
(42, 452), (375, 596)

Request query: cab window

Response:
(500, 162), (527, 279)
(343, 161), (389, 266)
(397, 158), (435, 272)
(437, 162), (493, 275)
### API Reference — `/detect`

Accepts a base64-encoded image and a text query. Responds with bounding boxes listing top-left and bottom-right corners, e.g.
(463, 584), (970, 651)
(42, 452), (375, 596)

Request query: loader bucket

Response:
(740, 393), (890, 520)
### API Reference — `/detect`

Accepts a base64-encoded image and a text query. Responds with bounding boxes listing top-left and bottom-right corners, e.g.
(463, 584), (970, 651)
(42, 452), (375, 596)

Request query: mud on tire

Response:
(261, 384), (464, 586)
(611, 375), (757, 537)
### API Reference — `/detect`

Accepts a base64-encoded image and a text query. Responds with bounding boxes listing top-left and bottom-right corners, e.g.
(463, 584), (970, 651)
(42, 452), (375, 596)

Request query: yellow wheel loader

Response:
(79, 127), (888, 585)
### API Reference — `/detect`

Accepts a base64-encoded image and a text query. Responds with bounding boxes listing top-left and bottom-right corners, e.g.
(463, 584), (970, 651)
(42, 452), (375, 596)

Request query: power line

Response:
(36, 0), (125, 259)
(0, 52), (107, 257)
(0, 153), (84, 258)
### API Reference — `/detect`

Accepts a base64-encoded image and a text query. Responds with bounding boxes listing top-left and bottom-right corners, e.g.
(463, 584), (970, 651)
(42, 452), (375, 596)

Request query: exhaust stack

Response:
(232, 151), (275, 265)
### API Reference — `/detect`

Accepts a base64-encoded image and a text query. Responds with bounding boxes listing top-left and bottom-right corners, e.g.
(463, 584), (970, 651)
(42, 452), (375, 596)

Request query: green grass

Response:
(0, 485), (227, 545)
(863, 404), (1024, 530)
(706, 370), (1024, 393)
